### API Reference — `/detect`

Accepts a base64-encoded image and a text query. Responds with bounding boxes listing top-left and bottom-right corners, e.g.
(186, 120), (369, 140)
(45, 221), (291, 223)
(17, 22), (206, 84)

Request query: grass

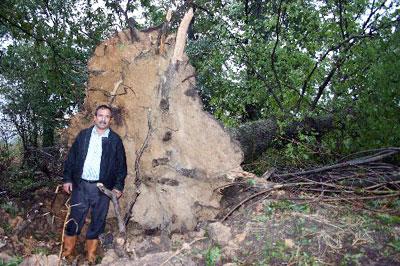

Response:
(233, 197), (400, 265)
(33, 247), (50, 256)
(0, 257), (23, 266)
(261, 240), (318, 265)
(388, 238), (400, 252)
(204, 246), (221, 266)
(264, 200), (311, 217)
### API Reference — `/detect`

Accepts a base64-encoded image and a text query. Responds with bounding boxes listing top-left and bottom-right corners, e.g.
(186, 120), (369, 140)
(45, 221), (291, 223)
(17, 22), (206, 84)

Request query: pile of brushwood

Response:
(220, 147), (400, 222)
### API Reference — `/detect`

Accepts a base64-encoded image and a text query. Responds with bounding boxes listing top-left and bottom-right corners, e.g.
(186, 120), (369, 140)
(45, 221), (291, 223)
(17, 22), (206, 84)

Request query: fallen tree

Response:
(64, 9), (243, 233)
(228, 115), (335, 162)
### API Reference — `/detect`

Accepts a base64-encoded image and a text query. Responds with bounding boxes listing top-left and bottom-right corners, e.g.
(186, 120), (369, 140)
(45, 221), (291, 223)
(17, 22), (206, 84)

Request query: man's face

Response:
(94, 108), (112, 130)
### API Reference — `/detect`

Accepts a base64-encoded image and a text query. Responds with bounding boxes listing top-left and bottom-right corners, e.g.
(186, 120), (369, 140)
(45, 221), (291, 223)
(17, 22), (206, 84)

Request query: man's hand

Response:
(112, 189), (123, 199)
(63, 183), (73, 194)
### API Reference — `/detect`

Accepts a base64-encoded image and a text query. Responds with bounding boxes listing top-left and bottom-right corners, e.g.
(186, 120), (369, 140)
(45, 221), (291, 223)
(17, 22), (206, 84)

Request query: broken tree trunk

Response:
(228, 115), (335, 162)
(64, 9), (243, 233)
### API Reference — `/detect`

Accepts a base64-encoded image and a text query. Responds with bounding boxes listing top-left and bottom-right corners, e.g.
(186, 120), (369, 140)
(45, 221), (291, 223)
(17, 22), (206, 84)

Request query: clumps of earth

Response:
(1, 184), (399, 266)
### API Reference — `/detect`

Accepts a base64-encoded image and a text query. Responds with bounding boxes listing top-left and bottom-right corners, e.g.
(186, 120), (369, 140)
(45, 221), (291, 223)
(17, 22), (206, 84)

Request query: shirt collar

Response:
(92, 126), (110, 138)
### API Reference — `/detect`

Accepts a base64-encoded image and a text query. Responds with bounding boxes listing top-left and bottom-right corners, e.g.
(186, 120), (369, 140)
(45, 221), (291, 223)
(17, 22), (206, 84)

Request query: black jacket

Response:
(63, 126), (127, 191)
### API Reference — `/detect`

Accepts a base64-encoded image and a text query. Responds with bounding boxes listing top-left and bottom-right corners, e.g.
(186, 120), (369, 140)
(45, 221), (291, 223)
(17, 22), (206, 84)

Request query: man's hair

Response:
(95, 105), (112, 117)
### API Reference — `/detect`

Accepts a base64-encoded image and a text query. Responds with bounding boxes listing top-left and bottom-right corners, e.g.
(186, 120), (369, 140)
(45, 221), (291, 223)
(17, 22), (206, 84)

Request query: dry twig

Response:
(222, 148), (400, 221)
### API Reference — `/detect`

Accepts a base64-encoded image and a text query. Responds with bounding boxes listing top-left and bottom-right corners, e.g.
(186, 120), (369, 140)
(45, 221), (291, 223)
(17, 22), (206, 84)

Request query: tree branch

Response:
(97, 183), (128, 258)
(270, 0), (284, 100)
(124, 109), (154, 225)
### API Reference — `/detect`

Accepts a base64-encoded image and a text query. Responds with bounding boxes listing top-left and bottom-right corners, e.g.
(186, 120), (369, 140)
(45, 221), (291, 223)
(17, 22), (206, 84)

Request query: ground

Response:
(0, 185), (399, 265)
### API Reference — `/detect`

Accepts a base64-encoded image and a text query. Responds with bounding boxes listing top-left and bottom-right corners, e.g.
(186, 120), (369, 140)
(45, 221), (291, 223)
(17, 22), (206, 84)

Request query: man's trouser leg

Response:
(64, 181), (90, 261)
(65, 182), (90, 236)
(85, 181), (110, 263)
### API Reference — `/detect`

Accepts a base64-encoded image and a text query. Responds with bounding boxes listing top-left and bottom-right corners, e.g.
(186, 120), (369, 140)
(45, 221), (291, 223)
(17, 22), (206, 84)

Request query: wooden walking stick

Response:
(97, 183), (128, 258)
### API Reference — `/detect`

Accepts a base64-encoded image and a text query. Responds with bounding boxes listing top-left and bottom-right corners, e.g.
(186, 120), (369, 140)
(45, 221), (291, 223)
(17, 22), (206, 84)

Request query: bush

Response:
(0, 146), (13, 174)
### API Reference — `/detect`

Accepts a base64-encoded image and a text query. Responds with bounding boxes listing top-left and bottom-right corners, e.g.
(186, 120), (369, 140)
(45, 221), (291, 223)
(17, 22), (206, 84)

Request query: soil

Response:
(0, 184), (399, 265)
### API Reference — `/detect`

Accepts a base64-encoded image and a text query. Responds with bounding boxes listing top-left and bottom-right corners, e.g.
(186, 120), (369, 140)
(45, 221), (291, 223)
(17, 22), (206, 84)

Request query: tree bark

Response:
(229, 115), (335, 162)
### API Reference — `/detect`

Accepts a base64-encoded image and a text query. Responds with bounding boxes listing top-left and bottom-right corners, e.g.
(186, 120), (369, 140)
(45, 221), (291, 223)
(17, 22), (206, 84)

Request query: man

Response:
(62, 105), (127, 264)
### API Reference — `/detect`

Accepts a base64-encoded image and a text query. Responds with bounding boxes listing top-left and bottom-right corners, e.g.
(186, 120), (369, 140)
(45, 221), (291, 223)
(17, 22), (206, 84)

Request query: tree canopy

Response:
(0, 0), (399, 162)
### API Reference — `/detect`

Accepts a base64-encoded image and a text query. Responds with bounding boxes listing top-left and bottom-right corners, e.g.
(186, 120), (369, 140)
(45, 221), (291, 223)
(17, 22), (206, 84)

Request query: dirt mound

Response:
(64, 22), (243, 233)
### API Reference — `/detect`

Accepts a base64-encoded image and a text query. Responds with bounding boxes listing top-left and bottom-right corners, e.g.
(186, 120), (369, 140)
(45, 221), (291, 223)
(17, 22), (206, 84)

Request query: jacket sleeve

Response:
(113, 138), (127, 191)
(63, 132), (82, 184)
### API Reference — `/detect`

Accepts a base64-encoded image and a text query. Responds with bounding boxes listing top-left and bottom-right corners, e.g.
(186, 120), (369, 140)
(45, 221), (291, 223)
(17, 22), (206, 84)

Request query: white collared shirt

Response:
(81, 127), (110, 181)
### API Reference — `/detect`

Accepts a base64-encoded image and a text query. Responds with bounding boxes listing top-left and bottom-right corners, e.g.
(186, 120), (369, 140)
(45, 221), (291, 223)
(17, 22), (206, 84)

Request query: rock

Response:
(101, 249), (119, 264)
(171, 233), (185, 248)
(19, 254), (58, 266)
(0, 236), (7, 249)
(188, 228), (205, 238)
(233, 232), (247, 243)
(284, 238), (295, 248)
(222, 243), (239, 258)
(0, 252), (11, 263)
(0, 227), (4, 235)
(101, 251), (196, 266)
(126, 240), (138, 254)
(46, 255), (59, 265)
(254, 202), (264, 214)
(134, 237), (162, 257)
(207, 222), (232, 246)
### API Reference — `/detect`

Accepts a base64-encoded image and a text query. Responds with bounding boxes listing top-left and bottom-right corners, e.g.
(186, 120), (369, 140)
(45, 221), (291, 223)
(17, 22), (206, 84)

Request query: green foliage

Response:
(388, 239), (400, 252)
(1, 166), (52, 197)
(0, 257), (23, 266)
(204, 246), (221, 266)
(340, 253), (364, 266)
(263, 241), (290, 263)
(0, 0), (117, 153)
(185, 0), (399, 158)
(376, 214), (400, 225)
(0, 201), (20, 217)
(367, 198), (400, 210)
(0, 222), (13, 235)
(262, 240), (317, 265)
(245, 135), (336, 175)
(264, 200), (311, 217)
(247, 178), (256, 186)
(342, 30), (400, 152)
(0, 146), (13, 173)
(0, 0), (399, 166)
(33, 247), (49, 255)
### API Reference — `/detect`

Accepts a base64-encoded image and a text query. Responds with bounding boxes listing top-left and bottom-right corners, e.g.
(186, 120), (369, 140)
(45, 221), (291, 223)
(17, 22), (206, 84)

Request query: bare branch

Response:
(172, 8), (194, 64)
(97, 183), (128, 258)
(270, 0), (284, 100)
(276, 149), (398, 178)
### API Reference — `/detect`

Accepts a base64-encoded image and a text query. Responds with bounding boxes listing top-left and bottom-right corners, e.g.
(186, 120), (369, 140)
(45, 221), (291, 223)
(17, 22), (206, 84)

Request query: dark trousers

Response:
(65, 180), (110, 239)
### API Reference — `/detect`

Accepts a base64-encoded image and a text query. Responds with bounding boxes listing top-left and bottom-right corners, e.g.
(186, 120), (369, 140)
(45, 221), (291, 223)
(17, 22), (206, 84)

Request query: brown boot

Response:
(62, 235), (77, 261)
(86, 239), (99, 264)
